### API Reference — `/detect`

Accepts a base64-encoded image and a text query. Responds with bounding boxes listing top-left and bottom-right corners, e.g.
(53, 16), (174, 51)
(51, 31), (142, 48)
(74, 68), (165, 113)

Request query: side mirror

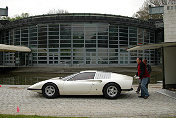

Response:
(59, 77), (63, 79)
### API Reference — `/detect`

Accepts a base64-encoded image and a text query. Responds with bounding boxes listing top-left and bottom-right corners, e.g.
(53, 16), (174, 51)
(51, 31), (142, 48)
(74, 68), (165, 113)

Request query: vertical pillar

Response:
(162, 47), (165, 89)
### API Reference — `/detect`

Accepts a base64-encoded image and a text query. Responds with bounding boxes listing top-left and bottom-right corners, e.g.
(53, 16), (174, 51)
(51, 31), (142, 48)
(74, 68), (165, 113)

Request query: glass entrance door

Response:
(15, 52), (30, 66)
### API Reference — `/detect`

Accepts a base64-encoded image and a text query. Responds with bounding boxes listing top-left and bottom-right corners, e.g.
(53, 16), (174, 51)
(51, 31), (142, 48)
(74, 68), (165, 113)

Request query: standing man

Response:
(136, 57), (150, 99)
(143, 59), (152, 89)
(136, 59), (152, 93)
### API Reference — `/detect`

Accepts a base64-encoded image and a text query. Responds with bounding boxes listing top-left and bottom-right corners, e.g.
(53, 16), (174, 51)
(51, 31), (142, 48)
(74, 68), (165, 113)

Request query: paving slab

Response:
(0, 84), (176, 118)
(157, 89), (176, 100)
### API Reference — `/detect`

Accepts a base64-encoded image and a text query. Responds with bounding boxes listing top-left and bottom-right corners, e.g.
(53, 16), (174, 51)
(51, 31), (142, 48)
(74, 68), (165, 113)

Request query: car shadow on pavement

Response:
(29, 92), (132, 100)
(59, 95), (105, 99)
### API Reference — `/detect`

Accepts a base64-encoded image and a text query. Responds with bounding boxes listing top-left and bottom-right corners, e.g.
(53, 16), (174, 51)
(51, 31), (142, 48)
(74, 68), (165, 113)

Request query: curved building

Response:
(0, 13), (157, 66)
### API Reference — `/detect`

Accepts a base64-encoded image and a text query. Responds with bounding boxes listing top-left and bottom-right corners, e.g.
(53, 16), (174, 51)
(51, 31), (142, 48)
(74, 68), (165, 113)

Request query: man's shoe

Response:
(136, 91), (140, 94)
(138, 96), (144, 98)
(144, 96), (149, 99)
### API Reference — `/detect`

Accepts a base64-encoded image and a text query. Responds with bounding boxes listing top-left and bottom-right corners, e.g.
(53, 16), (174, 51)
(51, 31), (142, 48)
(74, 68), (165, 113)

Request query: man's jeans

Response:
(141, 77), (149, 97)
(137, 78), (150, 93)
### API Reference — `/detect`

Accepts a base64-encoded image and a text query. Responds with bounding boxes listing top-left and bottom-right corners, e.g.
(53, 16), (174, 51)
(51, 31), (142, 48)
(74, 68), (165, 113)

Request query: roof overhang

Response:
(0, 44), (31, 52)
(127, 42), (176, 51)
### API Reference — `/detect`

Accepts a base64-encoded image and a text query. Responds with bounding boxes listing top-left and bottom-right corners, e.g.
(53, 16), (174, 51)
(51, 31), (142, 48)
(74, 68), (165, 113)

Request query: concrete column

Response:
(164, 47), (176, 88)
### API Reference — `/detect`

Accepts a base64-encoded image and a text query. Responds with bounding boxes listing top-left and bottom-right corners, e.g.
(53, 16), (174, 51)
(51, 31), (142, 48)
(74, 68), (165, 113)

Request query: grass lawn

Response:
(0, 114), (176, 118)
(0, 114), (88, 118)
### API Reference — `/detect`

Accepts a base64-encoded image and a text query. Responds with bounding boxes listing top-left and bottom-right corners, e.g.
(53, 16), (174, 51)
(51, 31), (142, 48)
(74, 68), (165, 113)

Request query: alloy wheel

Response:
(107, 86), (118, 97)
(45, 85), (56, 96)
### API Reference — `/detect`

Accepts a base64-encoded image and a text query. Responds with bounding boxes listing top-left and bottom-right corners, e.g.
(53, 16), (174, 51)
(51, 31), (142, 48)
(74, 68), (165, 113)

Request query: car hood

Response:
(28, 77), (63, 90)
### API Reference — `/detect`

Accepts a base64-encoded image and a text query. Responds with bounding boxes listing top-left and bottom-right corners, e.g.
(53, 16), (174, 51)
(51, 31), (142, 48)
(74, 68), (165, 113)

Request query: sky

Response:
(0, 0), (145, 17)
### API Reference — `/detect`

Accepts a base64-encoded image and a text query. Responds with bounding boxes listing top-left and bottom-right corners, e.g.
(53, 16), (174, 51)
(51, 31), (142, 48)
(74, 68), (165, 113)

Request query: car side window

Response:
(68, 72), (95, 81)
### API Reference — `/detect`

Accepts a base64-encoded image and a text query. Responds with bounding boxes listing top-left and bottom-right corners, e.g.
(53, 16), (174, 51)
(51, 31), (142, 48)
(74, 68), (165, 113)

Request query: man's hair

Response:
(143, 59), (147, 63)
(138, 57), (142, 61)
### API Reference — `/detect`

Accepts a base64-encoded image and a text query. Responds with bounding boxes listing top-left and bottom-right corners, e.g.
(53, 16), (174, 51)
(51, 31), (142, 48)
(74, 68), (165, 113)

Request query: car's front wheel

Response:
(103, 83), (121, 99)
(42, 83), (59, 99)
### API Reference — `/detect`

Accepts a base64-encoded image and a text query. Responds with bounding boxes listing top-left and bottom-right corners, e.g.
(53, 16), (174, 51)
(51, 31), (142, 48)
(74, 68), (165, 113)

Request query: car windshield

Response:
(62, 73), (78, 81)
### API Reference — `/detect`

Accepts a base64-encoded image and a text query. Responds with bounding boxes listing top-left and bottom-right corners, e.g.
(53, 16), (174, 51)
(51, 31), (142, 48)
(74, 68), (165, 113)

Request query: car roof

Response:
(80, 70), (112, 74)
(79, 70), (112, 79)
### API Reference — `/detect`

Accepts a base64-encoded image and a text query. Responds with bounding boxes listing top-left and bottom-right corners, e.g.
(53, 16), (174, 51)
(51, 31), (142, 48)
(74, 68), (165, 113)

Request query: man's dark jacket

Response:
(136, 62), (150, 79)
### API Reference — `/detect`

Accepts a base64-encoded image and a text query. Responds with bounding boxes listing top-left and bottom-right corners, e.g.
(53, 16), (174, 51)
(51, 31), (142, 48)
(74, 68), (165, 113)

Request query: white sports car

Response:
(27, 70), (133, 99)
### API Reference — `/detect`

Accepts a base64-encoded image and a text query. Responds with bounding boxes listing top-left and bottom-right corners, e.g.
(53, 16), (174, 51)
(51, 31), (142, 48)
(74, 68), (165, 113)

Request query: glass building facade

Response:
(0, 13), (158, 66)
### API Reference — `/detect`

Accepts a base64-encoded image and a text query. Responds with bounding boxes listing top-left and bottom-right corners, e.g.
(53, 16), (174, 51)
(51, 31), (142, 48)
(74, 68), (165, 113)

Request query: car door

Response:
(62, 72), (95, 95)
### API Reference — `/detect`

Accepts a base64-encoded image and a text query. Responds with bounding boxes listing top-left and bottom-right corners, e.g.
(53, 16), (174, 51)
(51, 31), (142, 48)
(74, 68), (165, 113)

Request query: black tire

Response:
(42, 83), (59, 99)
(103, 83), (121, 99)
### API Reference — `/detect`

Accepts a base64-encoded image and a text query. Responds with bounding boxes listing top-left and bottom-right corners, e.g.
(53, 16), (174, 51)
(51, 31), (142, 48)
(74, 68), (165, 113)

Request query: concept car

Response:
(27, 70), (133, 99)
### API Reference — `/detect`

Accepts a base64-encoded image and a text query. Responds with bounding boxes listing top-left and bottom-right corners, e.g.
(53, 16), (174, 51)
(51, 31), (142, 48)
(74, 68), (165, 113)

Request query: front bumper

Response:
(27, 88), (42, 93)
(27, 88), (41, 91)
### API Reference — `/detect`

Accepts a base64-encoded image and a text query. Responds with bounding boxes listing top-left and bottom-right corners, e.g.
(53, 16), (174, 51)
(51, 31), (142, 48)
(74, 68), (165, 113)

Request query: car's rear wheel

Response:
(103, 83), (121, 99)
(42, 83), (59, 99)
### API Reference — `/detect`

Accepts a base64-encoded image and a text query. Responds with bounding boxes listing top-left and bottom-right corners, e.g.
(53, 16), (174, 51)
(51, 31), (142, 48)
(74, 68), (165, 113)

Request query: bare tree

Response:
(47, 9), (69, 14)
(133, 1), (150, 20)
(133, 0), (166, 20)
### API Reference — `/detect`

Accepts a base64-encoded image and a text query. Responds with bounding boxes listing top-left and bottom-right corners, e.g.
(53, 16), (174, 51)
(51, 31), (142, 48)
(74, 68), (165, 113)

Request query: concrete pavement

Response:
(0, 84), (176, 118)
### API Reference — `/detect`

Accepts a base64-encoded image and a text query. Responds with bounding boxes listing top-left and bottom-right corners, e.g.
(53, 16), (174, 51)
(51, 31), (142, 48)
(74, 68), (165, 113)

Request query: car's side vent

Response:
(94, 72), (111, 79)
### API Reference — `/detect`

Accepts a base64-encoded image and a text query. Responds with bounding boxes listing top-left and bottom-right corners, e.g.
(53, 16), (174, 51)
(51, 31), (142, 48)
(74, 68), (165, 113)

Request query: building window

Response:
(167, 6), (170, 10)
(38, 25), (47, 48)
(1, 19), (157, 66)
